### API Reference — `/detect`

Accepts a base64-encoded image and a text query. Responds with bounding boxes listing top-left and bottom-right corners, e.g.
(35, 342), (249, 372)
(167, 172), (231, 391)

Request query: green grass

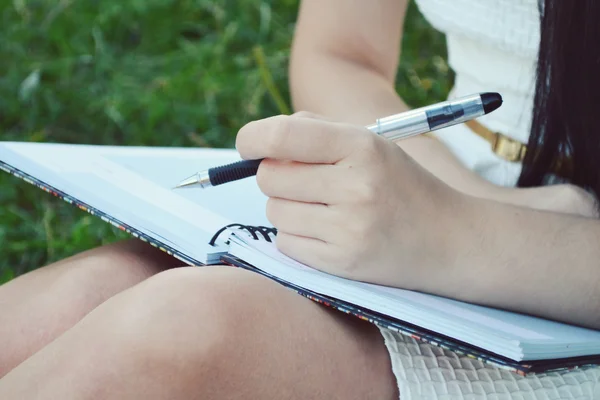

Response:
(0, 0), (453, 283)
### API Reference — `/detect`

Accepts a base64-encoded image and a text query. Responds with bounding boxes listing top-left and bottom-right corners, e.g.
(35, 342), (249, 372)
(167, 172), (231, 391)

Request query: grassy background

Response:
(0, 0), (453, 283)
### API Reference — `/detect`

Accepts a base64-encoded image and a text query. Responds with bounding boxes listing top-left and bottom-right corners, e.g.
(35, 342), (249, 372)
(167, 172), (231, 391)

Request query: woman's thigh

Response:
(0, 266), (398, 400)
(0, 239), (181, 377)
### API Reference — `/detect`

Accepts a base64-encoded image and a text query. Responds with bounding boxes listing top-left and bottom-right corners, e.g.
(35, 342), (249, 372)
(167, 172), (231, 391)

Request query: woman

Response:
(1, 0), (600, 398)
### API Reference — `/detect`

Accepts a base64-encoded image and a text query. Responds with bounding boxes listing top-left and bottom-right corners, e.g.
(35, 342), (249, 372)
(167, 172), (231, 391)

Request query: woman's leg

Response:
(0, 266), (398, 400)
(0, 239), (182, 376)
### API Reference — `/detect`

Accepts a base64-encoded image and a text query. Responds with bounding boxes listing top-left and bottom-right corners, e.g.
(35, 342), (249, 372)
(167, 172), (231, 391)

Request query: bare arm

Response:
(289, 0), (596, 217)
(442, 195), (600, 329)
(290, 0), (408, 125)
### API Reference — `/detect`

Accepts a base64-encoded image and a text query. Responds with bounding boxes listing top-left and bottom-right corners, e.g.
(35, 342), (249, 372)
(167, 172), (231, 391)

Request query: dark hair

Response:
(517, 0), (600, 201)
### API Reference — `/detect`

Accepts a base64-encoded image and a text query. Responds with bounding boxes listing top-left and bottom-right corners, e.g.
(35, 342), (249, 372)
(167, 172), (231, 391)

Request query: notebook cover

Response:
(219, 253), (600, 377)
(3, 158), (600, 376)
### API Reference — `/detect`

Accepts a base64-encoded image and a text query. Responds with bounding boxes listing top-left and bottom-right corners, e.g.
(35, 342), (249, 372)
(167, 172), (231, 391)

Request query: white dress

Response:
(378, 1), (600, 398)
(420, 0), (538, 186)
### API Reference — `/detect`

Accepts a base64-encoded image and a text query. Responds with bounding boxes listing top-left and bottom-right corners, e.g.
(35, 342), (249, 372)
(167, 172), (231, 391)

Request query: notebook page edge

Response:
(0, 142), (239, 262)
(228, 234), (600, 360)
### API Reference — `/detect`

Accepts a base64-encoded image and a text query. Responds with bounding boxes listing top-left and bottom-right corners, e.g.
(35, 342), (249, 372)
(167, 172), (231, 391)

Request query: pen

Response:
(173, 92), (502, 189)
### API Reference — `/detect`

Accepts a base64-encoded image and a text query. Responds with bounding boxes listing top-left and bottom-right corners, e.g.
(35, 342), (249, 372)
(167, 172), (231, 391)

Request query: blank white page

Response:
(0, 142), (270, 263)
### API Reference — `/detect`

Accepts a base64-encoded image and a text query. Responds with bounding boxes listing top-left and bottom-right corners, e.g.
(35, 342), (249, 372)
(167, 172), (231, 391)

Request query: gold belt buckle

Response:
(491, 132), (527, 162)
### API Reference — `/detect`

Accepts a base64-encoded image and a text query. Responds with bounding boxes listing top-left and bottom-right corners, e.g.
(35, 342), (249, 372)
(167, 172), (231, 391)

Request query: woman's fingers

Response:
(266, 197), (334, 242)
(275, 231), (341, 273)
(256, 159), (352, 205)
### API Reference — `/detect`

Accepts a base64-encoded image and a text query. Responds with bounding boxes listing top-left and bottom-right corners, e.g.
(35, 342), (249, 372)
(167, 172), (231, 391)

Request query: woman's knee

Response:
(96, 266), (397, 399)
(96, 266), (275, 366)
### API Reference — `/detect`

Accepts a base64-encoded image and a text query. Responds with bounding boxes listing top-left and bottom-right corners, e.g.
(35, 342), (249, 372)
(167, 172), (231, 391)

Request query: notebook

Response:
(2, 141), (600, 376)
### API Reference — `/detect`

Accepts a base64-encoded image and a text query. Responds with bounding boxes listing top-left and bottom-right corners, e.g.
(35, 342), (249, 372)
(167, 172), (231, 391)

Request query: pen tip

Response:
(173, 174), (200, 189)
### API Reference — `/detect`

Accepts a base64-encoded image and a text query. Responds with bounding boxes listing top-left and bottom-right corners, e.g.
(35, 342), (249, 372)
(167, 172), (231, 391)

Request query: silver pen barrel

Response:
(367, 108), (430, 140)
(367, 93), (485, 140)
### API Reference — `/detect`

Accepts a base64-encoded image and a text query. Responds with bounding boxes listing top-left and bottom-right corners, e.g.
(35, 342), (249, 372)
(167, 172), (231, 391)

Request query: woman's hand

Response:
(236, 113), (468, 290)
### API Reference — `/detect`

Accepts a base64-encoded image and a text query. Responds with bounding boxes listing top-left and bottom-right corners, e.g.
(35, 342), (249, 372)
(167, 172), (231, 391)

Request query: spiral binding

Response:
(209, 223), (278, 246)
